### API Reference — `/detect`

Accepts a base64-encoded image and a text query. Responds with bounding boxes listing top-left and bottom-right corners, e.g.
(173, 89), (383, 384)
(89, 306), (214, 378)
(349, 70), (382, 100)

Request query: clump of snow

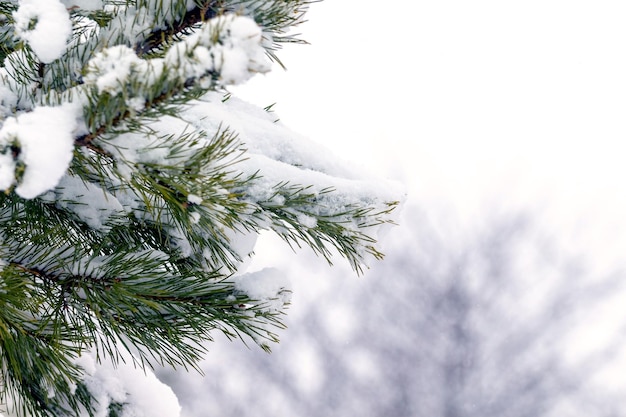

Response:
(218, 16), (270, 83)
(183, 92), (369, 180)
(165, 14), (270, 86)
(83, 45), (155, 95)
(74, 352), (181, 417)
(232, 268), (291, 313)
(13, 0), (72, 63)
(226, 229), (259, 275)
(0, 103), (80, 199)
(187, 193), (203, 204)
(84, 14), (268, 104)
(45, 175), (126, 231)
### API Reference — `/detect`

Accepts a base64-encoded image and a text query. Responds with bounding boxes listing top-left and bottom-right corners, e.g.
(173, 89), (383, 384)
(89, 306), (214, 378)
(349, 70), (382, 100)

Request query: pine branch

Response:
(134, 1), (225, 57)
(74, 76), (204, 152)
(0, 2), (17, 64)
(247, 183), (399, 273)
(0, 2), (402, 415)
(0, 264), (94, 417)
(77, 12), (268, 155)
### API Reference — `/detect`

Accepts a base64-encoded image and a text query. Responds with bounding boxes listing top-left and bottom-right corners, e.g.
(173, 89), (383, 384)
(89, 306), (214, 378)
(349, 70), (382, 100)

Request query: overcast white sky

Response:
(234, 0), (626, 268)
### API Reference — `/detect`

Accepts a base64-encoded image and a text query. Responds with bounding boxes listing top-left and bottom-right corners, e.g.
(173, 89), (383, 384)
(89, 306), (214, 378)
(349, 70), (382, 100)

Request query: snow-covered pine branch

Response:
(0, 1), (403, 416)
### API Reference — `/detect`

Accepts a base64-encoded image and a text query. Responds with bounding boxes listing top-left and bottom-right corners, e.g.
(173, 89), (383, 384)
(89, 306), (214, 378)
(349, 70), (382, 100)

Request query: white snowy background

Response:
(157, 1), (626, 416)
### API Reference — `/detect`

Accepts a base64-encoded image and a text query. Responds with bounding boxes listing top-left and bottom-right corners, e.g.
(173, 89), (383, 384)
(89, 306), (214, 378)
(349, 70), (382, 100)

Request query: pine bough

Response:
(0, 1), (401, 416)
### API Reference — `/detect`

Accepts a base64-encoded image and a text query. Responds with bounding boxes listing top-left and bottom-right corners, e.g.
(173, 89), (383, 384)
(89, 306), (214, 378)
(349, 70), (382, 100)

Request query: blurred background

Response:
(160, 1), (626, 415)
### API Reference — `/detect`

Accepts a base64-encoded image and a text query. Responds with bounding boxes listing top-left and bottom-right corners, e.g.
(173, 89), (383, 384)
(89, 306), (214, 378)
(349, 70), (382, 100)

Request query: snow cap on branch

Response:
(0, 103), (79, 199)
(165, 14), (271, 86)
(233, 268), (292, 314)
(74, 351), (182, 417)
(84, 45), (156, 95)
(13, 0), (72, 63)
(83, 14), (270, 108)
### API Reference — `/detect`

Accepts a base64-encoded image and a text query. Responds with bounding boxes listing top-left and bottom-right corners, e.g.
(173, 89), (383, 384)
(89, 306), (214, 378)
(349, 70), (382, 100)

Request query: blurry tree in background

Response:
(161, 205), (626, 417)
(0, 0), (401, 416)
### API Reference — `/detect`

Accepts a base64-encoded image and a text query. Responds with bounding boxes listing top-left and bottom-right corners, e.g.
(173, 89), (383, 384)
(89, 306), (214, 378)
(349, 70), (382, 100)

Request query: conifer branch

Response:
(0, 1), (402, 415)
(134, 1), (225, 56)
